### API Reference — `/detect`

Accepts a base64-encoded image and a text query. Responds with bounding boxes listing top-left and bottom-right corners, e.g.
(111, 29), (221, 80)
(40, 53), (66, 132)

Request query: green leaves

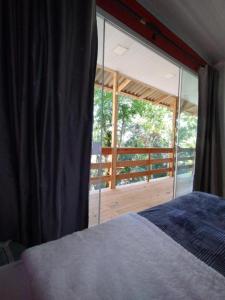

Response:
(178, 112), (197, 148)
(117, 95), (173, 148)
(91, 87), (197, 187)
(93, 87), (197, 150)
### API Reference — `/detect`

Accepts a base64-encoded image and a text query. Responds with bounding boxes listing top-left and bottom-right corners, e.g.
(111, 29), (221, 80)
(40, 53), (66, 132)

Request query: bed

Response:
(140, 191), (225, 277)
(0, 192), (225, 300)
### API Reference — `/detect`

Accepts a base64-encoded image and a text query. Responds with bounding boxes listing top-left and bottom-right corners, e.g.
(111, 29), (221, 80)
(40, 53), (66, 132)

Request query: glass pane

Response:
(117, 95), (174, 186)
(174, 69), (198, 197)
(89, 16), (105, 226)
(95, 19), (180, 223)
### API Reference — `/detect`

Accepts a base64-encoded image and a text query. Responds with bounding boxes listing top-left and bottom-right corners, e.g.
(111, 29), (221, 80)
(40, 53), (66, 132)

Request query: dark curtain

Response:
(0, 0), (97, 246)
(194, 65), (225, 197)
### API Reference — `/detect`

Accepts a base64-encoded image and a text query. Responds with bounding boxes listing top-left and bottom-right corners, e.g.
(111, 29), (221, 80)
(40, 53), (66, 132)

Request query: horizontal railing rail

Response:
(90, 147), (195, 187)
(90, 147), (195, 186)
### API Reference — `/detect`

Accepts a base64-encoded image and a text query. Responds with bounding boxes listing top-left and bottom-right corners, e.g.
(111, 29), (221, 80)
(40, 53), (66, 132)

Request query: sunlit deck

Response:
(89, 176), (174, 226)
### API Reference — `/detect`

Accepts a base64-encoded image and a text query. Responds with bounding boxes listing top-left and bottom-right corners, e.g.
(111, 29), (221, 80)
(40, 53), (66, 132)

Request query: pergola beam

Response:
(118, 79), (131, 92)
(154, 95), (171, 104)
(95, 82), (173, 110)
(94, 64), (189, 112)
(139, 88), (156, 99)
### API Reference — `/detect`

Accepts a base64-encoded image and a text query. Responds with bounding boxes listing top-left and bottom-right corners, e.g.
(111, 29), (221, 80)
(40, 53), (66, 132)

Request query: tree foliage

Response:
(91, 87), (197, 188)
(93, 87), (174, 148)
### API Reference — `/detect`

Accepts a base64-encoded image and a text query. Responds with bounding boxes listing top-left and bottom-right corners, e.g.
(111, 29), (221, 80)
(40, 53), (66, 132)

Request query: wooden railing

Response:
(90, 147), (174, 186)
(90, 147), (195, 187)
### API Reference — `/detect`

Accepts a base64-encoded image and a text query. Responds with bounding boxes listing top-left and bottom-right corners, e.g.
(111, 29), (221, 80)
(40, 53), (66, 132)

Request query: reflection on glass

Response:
(175, 69), (198, 197)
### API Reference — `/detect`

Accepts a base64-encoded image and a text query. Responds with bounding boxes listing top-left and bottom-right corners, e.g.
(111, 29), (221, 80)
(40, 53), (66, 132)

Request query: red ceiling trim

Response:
(96, 0), (207, 71)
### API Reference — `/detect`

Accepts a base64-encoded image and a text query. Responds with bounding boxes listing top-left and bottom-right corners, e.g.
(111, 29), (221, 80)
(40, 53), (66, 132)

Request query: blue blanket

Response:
(139, 192), (225, 277)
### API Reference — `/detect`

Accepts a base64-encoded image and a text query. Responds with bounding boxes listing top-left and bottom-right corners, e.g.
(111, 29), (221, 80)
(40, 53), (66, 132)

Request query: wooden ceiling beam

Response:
(95, 83), (173, 110)
(148, 90), (162, 99)
(154, 95), (171, 104)
(96, 64), (173, 98)
(135, 84), (146, 95)
(139, 88), (155, 99)
(165, 96), (177, 104)
(94, 65), (181, 111)
(118, 79), (132, 92)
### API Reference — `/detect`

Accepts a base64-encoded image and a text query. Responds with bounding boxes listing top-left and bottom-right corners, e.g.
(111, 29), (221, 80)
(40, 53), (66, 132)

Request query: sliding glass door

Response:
(89, 14), (199, 226)
(174, 69), (198, 197)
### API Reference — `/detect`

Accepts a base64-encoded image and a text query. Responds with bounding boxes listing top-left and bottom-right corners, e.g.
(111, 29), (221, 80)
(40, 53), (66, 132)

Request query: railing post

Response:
(147, 152), (152, 182)
(110, 71), (118, 189)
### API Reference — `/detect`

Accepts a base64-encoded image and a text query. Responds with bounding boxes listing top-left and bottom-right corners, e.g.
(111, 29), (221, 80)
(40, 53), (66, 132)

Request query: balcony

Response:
(89, 147), (194, 225)
(90, 39), (196, 226)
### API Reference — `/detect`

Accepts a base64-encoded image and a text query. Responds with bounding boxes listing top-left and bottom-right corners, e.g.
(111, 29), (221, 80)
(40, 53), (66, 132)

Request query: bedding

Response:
(0, 192), (225, 299)
(139, 191), (225, 276)
(21, 213), (225, 299)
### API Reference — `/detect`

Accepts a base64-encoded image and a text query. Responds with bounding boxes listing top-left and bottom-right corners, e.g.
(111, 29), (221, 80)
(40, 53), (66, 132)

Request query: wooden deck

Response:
(89, 176), (174, 226)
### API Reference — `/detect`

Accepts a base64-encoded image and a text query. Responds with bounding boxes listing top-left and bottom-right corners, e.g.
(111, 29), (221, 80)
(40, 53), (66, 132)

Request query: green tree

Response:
(91, 87), (197, 188)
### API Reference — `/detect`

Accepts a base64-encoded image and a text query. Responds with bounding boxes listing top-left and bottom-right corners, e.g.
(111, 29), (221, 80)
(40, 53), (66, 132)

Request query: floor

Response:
(89, 176), (174, 226)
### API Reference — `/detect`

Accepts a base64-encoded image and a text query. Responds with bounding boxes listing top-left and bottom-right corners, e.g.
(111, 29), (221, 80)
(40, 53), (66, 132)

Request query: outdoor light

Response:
(113, 45), (129, 56)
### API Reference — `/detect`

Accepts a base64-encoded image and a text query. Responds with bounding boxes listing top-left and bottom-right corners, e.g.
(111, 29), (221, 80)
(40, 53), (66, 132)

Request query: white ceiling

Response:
(138, 0), (225, 65)
(97, 17), (180, 96)
(97, 17), (198, 104)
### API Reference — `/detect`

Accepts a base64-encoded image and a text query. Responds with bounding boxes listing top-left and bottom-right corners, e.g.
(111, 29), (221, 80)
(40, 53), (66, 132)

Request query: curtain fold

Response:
(194, 65), (225, 197)
(0, 0), (97, 246)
